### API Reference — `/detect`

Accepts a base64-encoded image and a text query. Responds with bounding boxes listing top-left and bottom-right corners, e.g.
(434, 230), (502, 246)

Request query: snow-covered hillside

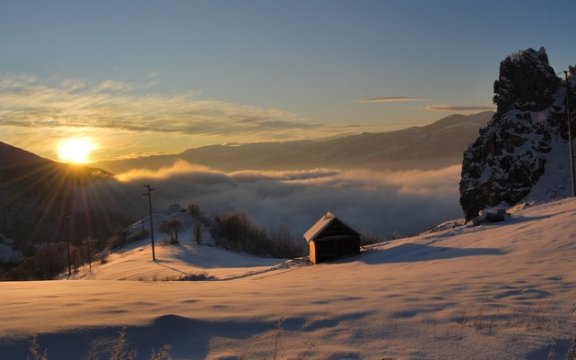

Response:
(2, 199), (576, 359)
(72, 240), (291, 281)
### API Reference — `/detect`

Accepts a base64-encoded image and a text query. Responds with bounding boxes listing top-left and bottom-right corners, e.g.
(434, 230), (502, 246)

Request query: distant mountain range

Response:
(94, 112), (493, 174)
(0, 141), (112, 179)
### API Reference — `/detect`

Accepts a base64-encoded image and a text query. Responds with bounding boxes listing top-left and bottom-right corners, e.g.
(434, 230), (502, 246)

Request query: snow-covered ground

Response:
(2, 199), (576, 359)
(73, 241), (290, 281)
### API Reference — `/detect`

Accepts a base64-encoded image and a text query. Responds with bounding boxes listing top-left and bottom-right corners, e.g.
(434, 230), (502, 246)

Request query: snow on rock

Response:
(2, 198), (576, 359)
(460, 47), (574, 220)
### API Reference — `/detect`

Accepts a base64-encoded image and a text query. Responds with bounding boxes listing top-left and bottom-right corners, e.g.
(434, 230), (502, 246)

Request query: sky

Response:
(1, 0), (576, 162)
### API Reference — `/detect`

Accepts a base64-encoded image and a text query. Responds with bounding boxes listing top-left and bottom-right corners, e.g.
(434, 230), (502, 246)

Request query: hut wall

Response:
(312, 236), (360, 263)
(309, 240), (317, 264)
(305, 216), (362, 264)
(338, 237), (360, 256)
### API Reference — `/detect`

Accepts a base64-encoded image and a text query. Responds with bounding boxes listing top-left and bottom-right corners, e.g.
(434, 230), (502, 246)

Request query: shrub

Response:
(105, 228), (150, 250)
(360, 234), (383, 246)
(211, 212), (268, 255)
(97, 248), (110, 264)
(28, 336), (47, 360)
(150, 345), (173, 360)
(212, 212), (303, 258)
(82, 237), (98, 271)
(126, 229), (148, 242)
(107, 231), (128, 249)
(268, 226), (304, 258)
(180, 272), (214, 281)
(566, 335), (576, 360)
(109, 328), (136, 360)
(35, 242), (69, 279)
(28, 329), (173, 359)
(187, 203), (211, 226)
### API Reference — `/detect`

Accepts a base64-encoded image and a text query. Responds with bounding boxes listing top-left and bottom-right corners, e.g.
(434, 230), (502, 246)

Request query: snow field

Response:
(1, 199), (576, 359)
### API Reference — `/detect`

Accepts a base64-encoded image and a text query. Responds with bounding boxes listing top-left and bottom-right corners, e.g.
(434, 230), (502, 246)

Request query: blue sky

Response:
(1, 0), (575, 161)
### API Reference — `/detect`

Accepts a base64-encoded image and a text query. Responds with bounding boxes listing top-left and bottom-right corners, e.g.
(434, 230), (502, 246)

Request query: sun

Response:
(57, 137), (96, 164)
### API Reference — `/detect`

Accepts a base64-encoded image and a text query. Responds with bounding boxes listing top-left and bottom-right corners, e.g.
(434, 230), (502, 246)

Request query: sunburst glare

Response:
(57, 137), (96, 164)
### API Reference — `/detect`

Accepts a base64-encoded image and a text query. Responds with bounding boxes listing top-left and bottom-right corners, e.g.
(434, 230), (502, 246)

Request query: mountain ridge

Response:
(0, 143), (124, 276)
(94, 111), (493, 174)
(0, 141), (50, 169)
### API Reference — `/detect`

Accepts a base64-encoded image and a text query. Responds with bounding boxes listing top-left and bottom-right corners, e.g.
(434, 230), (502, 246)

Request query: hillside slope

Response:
(1, 198), (576, 359)
(74, 242), (295, 281)
(0, 142), (116, 251)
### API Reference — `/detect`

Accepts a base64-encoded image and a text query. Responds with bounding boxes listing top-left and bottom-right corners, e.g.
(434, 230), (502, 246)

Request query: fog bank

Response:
(112, 161), (463, 239)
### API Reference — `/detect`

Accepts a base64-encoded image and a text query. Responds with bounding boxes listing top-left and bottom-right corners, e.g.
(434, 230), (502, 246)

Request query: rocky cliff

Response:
(460, 47), (575, 221)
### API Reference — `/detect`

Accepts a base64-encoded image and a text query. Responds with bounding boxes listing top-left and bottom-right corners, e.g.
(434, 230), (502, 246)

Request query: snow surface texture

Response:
(2, 199), (576, 359)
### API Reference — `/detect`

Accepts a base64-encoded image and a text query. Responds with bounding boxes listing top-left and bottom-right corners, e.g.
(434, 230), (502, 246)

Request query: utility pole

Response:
(66, 221), (72, 278)
(143, 185), (156, 261)
(565, 71), (576, 197)
(65, 190), (74, 278)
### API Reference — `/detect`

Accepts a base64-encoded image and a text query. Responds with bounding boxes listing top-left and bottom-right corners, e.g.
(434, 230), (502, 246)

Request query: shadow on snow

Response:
(359, 243), (504, 265)
(0, 312), (373, 360)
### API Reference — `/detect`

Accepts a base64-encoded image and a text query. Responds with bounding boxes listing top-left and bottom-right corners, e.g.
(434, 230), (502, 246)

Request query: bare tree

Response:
(159, 219), (184, 244)
(82, 237), (98, 271)
(269, 225), (303, 258)
(193, 222), (202, 245)
(187, 203), (211, 226)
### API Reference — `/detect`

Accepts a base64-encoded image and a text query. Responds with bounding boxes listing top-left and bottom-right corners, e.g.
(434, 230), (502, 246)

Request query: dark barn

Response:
(303, 212), (361, 264)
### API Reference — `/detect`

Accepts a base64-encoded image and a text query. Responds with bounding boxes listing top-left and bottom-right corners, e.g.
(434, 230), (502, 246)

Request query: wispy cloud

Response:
(60, 79), (86, 91)
(426, 104), (495, 112)
(357, 96), (426, 103)
(0, 74), (320, 138)
(94, 80), (137, 92)
(116, 160), (218, 182)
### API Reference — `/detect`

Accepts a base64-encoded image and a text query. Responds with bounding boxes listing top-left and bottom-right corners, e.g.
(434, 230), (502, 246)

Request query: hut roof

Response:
(303, 211), (360, 242)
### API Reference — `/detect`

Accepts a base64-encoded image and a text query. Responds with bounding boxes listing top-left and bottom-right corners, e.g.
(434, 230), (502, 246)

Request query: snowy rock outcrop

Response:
(460, 47), (575, 220)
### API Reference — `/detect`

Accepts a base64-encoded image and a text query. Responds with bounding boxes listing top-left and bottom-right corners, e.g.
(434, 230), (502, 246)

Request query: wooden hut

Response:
(303, 212), (361, 264)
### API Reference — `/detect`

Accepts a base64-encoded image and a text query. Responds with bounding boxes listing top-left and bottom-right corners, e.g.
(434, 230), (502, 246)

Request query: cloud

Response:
(111, 162), (463, 239)
(0, 74), (37, 89)
(60, 79), (86, 91)
(357, 97), (426, 103)
(116, 160), (221, 182)
(426, 104), (495, 112)
(0, 74), (320, 139)
(94, 80), (136, 92)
